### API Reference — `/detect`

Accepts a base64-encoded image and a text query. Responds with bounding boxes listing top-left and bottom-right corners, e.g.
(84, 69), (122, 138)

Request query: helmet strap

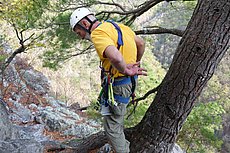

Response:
(85, 16), (98, 34)
(75, 24), (88, 33)
(74, 16), (97, 35)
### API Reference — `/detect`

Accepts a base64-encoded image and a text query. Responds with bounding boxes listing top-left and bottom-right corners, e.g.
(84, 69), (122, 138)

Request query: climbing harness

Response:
(97, 21), (137, 114)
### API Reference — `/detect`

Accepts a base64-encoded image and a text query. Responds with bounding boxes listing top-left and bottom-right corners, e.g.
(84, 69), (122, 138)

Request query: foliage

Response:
(40, 12), (77, 70)
(0, 0), (49, 29)
(0, 55), (7, 63)
(0, 35), (7, 63)
(177, 102), (225, 153)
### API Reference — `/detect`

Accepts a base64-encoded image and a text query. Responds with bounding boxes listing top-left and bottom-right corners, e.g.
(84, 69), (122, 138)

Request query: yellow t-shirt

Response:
(91, 21), (137, 78)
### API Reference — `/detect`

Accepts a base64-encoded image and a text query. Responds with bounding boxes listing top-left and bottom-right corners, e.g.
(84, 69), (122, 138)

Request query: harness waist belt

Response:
(113, 75), (138, 104)
(114, 95), (130, 104)
(113, 75), (138, 86)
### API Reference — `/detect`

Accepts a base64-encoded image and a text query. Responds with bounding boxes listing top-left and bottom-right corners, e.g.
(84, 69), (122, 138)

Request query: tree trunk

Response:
(128, 0), (230, 152)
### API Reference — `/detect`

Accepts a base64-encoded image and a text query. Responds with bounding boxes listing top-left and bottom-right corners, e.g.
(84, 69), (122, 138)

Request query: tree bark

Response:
(128, 0), (230, 152)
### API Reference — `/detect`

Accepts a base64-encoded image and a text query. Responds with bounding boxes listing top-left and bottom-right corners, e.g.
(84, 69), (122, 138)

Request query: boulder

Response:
(8, 98), (34, 124)
(20, 69), (50, 96)
(0, 98), (18, 140)
(35, 105), (101, 137)
(15, 124), (48, 142)
(0, 139), (43, 153)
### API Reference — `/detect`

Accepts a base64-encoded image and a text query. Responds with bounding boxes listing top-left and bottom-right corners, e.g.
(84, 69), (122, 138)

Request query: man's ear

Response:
(82, 19), (89, 28)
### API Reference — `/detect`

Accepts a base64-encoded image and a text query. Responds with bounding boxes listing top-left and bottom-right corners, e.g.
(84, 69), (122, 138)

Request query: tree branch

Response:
(135, 85), (160, 103)
(126, 85), (161, 119)
(94, 0), (166, 24)
(135, 27), (184, 37)
(71, 45), (94, 57)
(1, 25), (43, 71)
(23, 33), (35, 43)
(54, 131), (108, 153)
(95, 0), (195, 24)
(2, 45), (26, 69)
(95, 1), (127, 12)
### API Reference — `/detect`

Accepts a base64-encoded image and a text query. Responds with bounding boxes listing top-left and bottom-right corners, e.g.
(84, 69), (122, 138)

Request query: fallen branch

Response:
(68, 131), (108, 153)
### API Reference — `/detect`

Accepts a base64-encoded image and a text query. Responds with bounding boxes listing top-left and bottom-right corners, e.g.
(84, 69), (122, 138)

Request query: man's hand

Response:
(104, 46), (147, 76)
(123, 61), (147, 76)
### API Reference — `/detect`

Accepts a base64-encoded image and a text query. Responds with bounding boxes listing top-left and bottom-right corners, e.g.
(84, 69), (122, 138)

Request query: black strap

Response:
(85, 17), (98, 34)
(75, 17), (97, 34)
(130, 76), (136, 95)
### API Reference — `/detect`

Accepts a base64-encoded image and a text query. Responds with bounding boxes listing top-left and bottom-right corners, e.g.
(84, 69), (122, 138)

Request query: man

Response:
(70, 7), (147, 153)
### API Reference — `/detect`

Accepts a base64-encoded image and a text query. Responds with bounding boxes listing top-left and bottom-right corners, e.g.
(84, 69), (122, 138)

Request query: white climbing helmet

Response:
(70, 8), (93, 30)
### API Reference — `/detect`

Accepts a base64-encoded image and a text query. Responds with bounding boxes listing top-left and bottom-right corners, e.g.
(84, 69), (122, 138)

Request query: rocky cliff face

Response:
(0, 42), (101, 152)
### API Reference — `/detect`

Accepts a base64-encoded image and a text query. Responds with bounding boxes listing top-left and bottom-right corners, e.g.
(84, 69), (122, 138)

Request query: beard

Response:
(84, 32), (92, 41)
